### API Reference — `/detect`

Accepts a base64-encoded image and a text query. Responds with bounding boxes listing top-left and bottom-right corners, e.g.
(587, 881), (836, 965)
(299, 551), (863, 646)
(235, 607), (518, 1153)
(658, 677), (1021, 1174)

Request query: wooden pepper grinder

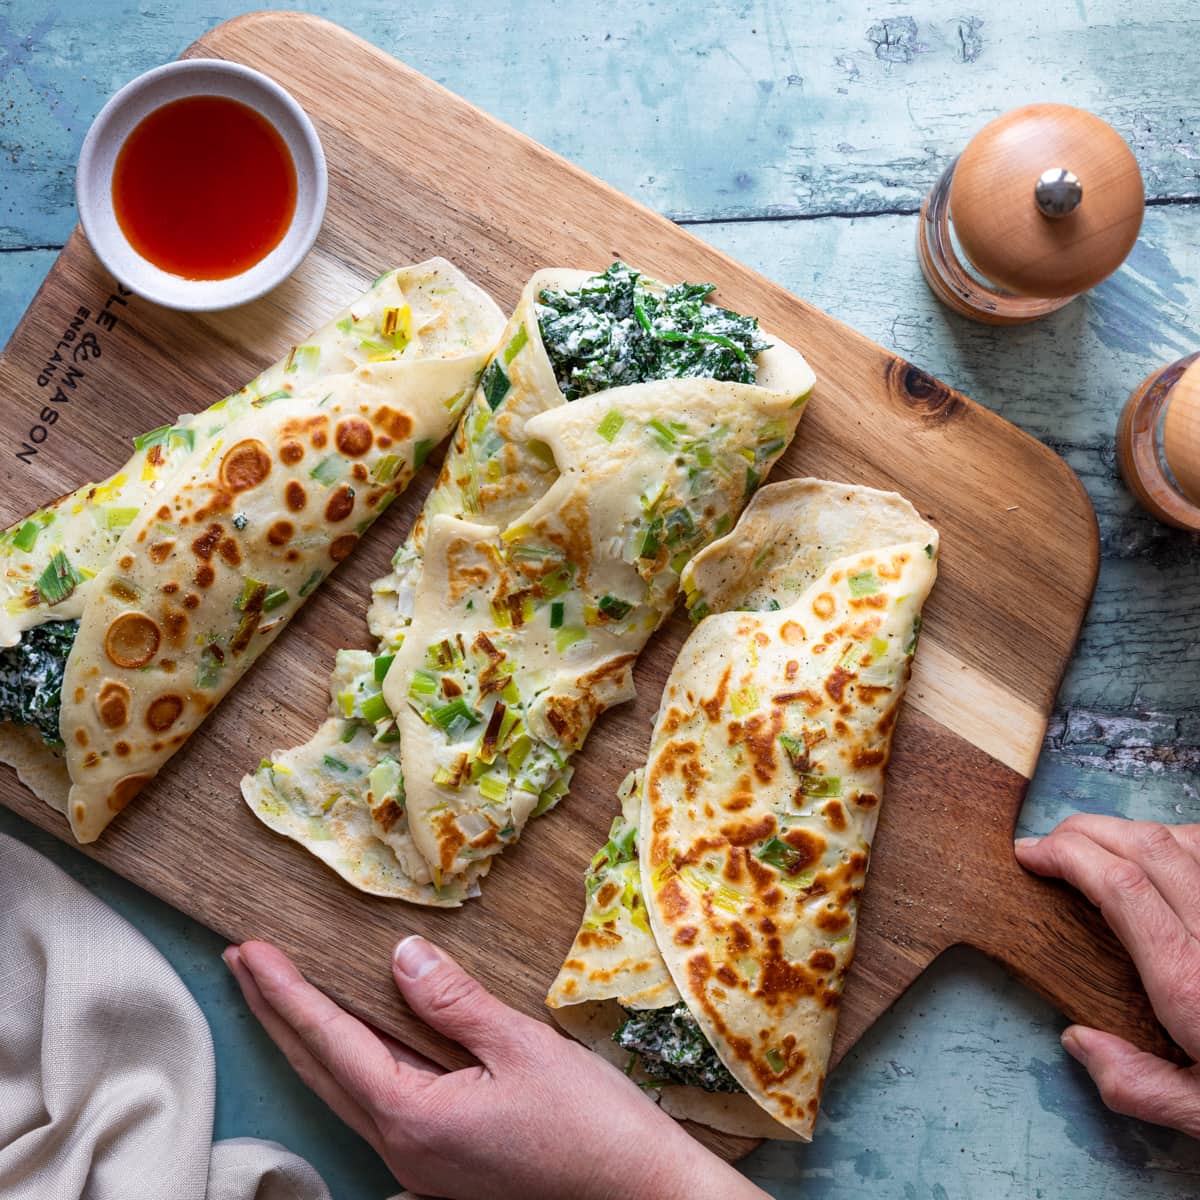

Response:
(918, 104), (1144, 324)
(1118, 353), (1200, 531)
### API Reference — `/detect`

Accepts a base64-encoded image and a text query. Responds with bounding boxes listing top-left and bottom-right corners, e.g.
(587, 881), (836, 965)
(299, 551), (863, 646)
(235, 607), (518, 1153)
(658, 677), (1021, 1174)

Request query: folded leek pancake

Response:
(546, 478), (940, 1141)
(244, 263), (816, 904)
(0, 260), (504, 842)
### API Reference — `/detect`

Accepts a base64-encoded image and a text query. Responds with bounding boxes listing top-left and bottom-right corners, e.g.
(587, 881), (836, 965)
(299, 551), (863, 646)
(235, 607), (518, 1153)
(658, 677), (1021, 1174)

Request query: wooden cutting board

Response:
(0, 11), (1168, 1158)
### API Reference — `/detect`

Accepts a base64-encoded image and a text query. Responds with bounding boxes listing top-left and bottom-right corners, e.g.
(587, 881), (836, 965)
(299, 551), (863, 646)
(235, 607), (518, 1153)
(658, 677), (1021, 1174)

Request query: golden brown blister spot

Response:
(335, 418), (374, 457)
(825, 666), (854, 704)
(74, 729), (88, 747)
(330, 533), (358, 562)
(109, 579), (139, 604)
(220, 439), (272, 492)
(812, 593), (835, 620)
(114, 741), (131, 757)
(432, 810), (467, 874)
(324, 485), (355, 523)
(105, 613), (161, 669)
(146, 694), (184, 732)
(351, 463), (368, 482)
(184, 593), (200, 610)
(373, 406), (413, 442)
(195, 564), (216, 589)
(96, 679), (131, 730)
(118, 554), (133, 570)
(780, 621), (806, 645)
(267, 521), (295, 546)
(191, 524), (223, 561)
(162, 609), (188, 645)
(218, 537), (242, 567)
(107, 773), (152, 813)
(280, 439), (304, 466)
(285, 481), (307, 512)
(148, 540), (174, 565)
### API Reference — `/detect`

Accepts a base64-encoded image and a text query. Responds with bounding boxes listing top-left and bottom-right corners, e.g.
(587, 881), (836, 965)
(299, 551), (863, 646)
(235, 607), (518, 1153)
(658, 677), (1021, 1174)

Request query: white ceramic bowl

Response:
(76, 59), (327, 311)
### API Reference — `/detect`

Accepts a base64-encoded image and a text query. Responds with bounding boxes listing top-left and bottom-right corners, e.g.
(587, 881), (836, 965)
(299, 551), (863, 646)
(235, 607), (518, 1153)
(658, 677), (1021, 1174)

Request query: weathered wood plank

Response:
(1, 0), (1199, 249)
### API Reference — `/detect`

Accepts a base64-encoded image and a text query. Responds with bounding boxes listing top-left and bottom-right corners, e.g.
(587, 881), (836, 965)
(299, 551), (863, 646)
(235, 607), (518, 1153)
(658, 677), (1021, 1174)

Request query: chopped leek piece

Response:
(540, 565), (574, 598)
(262, 587), (289, 613)
(373, 653), (395, 682)
(408, 669), (439, 697)
(252, 389), (290, 407)
(298, 569), (323, 598)
(482, 361), (511, 410)
(196, 645), (223, 690)
(664, 507), (696, 546)
(430, 698), (481, 732)
(413, 438), (436, 470)
(848, 570), (880, 597)
(779, 733), (806, 769)
(905, 614), (922, 655)
(12, 520), (40, 552)
(336, 317), (354, 334)
(339, 723), (358, 743)
(502, 324), (528, 364)
(598, 594), (633, 621)
(869, 636), (890, 659)
(757, 835), (811, 875)
(103, 507), (140, 532)
(713, 513), (731, 537)
(924, 543), (934, 558)
(478, 773), (508, 802)
(234, 578), (267, 611)
(798, 773), (841, 798)
(310, 456), (346, 486)
(368, 756), (403, 803)
(596, 410), (625, 442)
(323, 754), (351, 772)
(764, 1047), (788, 1075)
(555, 626), (587, 653)
(549, 601), (564, 628)
(744, 465), (760, 496)
(35, 550), (81, 605)
(372, 454), (403, 483)
(133, 424), (195, 452)
(286, 345), (320, 373)
(359, 692), (391, 724)
(647, 418), (677, 450)
(730, 685), (759, 718)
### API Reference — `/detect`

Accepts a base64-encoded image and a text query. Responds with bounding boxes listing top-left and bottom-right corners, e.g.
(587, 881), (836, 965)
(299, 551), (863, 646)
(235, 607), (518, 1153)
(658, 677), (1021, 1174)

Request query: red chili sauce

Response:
(112, 95), (297, 281)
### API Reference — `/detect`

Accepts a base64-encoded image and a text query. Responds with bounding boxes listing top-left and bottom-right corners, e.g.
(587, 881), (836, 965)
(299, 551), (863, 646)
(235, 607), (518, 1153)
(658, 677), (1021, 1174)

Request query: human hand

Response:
(224, 937), (769, 1200)
(1015, 816), (1200, 1137)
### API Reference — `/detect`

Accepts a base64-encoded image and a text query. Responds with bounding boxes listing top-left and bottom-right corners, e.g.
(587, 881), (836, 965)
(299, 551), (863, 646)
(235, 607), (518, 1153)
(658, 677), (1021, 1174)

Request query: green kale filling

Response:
(0, 619), (79, 745)
(536, 262), (771, 402)
(614, 1001), (743, 1093)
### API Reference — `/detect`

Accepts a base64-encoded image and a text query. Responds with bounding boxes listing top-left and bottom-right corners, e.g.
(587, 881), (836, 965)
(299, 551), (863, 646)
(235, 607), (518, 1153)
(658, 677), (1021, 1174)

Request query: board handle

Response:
(957, 839), (1182, 1063)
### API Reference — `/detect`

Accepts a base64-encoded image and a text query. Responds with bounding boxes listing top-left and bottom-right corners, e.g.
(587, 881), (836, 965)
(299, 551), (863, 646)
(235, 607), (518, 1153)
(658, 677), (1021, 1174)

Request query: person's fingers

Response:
(1062, 1024), (1200, 1138)
(392, 936), (547, 1066)
(1161, 823), (1200, 864)
(237, 940), (427, 1112)
(1014, 830), (1200, 1054)
(376, 1027), (444, 1077)
(1048, 816), (1200, 938)
(224, 947), (382, 1152)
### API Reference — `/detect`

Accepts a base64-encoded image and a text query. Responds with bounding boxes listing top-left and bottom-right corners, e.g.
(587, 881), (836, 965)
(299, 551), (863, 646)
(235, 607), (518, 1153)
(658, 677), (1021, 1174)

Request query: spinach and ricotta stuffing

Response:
(0, 619), (79, 745)
(614, 1001), (743, 1093)
(536, 262), (771, 401)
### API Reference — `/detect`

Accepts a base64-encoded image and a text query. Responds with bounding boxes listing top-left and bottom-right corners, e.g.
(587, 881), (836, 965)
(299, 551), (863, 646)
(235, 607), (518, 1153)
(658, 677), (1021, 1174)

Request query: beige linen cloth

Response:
(0, 832), (333, 1200)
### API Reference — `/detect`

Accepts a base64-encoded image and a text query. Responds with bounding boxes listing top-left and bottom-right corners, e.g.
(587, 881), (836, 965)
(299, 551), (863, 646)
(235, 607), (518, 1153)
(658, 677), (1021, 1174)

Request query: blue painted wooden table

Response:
(3, 2), (1200, 1196)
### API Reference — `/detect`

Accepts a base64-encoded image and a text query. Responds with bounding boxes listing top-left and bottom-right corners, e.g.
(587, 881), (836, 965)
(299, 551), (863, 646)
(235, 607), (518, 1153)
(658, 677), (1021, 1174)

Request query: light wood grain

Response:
(0, 11), (1171, 1160)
